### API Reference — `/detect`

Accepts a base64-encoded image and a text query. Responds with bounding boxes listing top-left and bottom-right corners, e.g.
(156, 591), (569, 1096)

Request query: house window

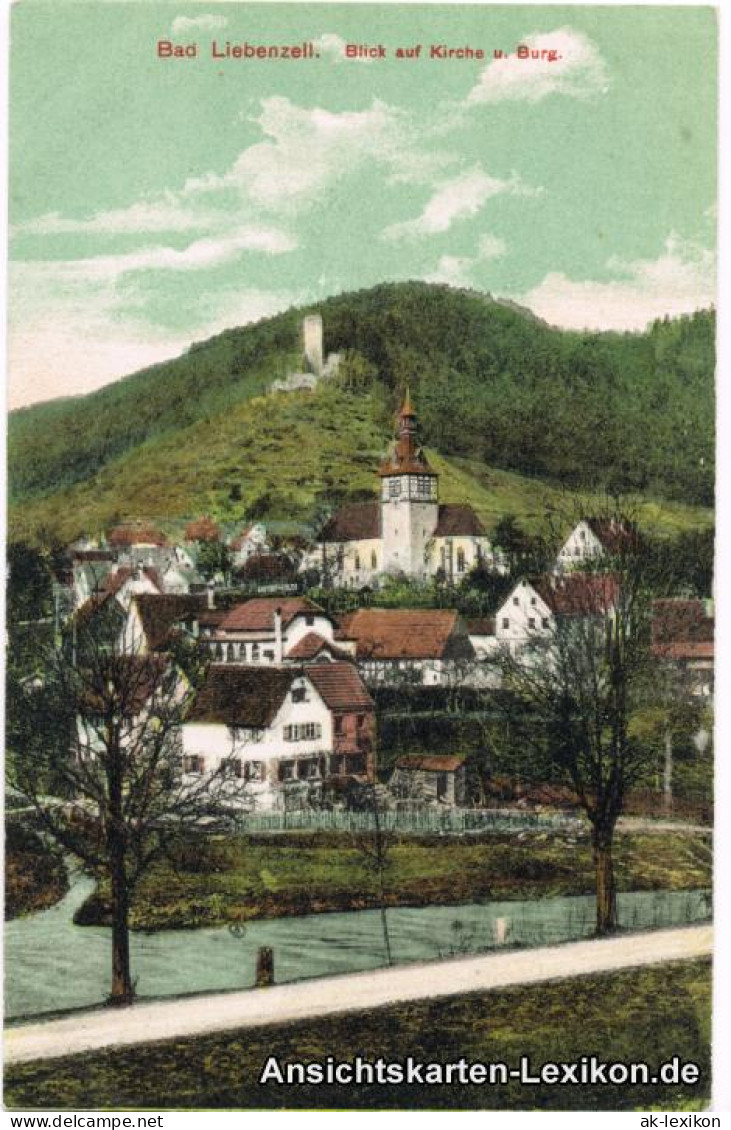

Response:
(226, 643), (235, 662)
(284, 723), (322, 742)
(357, 714), (366, 729)
(388, 478), (401, 498)
(530, 597), (536, 606)
(579, 529), (586, 541)
(334, 716), (344, 735)
(513, 596), (519, 606)
(183, 755), (205, 774)
(528, 618), (536, 629)
(349, 754), (367, 775)
(222, 758), (242, 778)
(354, 553), (361, 571)
(244, 761), (263, 782)
(252, 644), (260, 661)
(371, 551), (377, 569)
(299, 758), (320, 779)
(279, 760), (296, 781)
(456, 548), (466, 573)
(292, 686), (308, 703)
(437, 772), (449, 801)
(306, 614), (314, 626)
(263, 649), (274, 661)
(502, 617), (510, 629)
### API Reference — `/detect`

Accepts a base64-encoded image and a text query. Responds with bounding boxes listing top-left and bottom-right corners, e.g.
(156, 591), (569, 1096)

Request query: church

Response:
(316, 392), (498, 588)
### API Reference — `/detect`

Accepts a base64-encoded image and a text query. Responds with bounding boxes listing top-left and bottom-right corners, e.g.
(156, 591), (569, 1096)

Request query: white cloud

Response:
(426, 233), (507, 286)
(516, 235), (715, 331)
(312, 33), (373, 63)
(8, 260), (294, 407)
(382, 169), (535, 242)
(12, 198), (217, 236)
(193, 96), (412, 213)
(12, 226), (297, 289)
(468, 27), (609, 105)
(171, 14), (228, 35)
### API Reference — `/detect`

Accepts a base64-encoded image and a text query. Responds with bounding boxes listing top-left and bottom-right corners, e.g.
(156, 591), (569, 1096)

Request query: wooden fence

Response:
(232, 807), (585, 836)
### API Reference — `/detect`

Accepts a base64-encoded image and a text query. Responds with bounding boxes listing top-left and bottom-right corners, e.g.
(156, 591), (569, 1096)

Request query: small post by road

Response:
(256, 946), (274, 987)
(494, 917), (509, 946)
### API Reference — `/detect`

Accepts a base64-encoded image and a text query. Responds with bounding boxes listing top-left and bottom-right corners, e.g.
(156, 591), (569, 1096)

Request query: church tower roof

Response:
(379, 390), (436, 477)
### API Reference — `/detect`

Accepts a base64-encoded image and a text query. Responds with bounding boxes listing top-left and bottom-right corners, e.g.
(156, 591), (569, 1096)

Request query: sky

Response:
(8, 2), (718, 408)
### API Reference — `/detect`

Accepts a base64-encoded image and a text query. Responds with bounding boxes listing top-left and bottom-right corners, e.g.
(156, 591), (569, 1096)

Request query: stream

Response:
(5, 870), (711, 1022)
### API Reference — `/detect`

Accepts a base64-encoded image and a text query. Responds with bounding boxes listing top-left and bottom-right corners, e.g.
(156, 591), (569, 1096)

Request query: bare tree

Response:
(7, 609), (240, 1006)
(493, 504), (661, 935)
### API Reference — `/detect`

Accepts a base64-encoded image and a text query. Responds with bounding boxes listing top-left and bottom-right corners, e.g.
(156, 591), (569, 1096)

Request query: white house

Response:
(202, 596), (337, 665)
(315, 393), (499, 588)
(555, 518), (636, 573)
(496, 574), (619, 657)
(182, 662), (375, 810)
(229, 523), (269, 567)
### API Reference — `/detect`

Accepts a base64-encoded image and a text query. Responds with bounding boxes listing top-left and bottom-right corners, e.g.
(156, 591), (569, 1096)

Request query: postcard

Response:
(4, 0), (719, 1116)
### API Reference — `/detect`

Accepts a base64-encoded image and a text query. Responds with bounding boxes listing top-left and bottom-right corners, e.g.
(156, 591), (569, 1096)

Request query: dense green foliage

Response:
(9, 284), (715, 530)
(5, 823), (68, 920)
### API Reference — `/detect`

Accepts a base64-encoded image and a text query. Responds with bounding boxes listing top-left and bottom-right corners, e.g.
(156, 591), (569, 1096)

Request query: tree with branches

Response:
(493, 504), (663, 935)
(7, 609), (240, 1005)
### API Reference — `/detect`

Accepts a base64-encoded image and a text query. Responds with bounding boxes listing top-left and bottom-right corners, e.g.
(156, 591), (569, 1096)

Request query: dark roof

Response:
(83, 657), (171, 716)
(132, 594), (207, 651)
(321, 501), (380, 542)
(433, 504), (486, 537)
(585, 517), (640, 554)
(236, 554), (297, 583)
(188, 665), (295, 727)
(307, 662), (373, 711)
(532, 573), (619, 615)
(466, 617), (496, 636)
(394, 755), (466, 772)
(219, 597), (330, 633)
(285, 632), (353, 661)
(336, 608), (475, 661)
(103, 565), (163, 597)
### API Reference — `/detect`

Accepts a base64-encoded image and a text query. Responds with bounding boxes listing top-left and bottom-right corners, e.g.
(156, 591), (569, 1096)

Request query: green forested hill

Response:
(8, 282), (715, 542)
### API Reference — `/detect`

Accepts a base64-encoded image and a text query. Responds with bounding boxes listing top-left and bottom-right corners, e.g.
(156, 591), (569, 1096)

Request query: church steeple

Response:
(379, 389), (434, 477)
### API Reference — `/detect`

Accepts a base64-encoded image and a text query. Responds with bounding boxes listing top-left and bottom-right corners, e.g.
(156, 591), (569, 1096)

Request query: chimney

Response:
(274, 606), (283, 663)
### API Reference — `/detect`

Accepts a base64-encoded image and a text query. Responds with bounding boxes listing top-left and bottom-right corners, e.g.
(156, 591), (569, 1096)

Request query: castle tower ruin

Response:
(303, 314), (323, 376)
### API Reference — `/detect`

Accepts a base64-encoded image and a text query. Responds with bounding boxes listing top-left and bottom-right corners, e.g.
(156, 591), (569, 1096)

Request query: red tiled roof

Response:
(336, 608), (474, 661)
(652, 641), (714, 661)
(433, 504), (486, 538)
(188, 665), (295, 727)
(652, 599), (714, 645)
(219, 597), (330, 632)
(185, 516), (220, 542)
(285, 632), (353, 661)
(108, 523), (168, 547)
(321, 502), (380, 542)
(132, 594), (207, 651)
(395, 755), (466, 772)
(307, 662), (373, 711)
(533, 573), (619, 616)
